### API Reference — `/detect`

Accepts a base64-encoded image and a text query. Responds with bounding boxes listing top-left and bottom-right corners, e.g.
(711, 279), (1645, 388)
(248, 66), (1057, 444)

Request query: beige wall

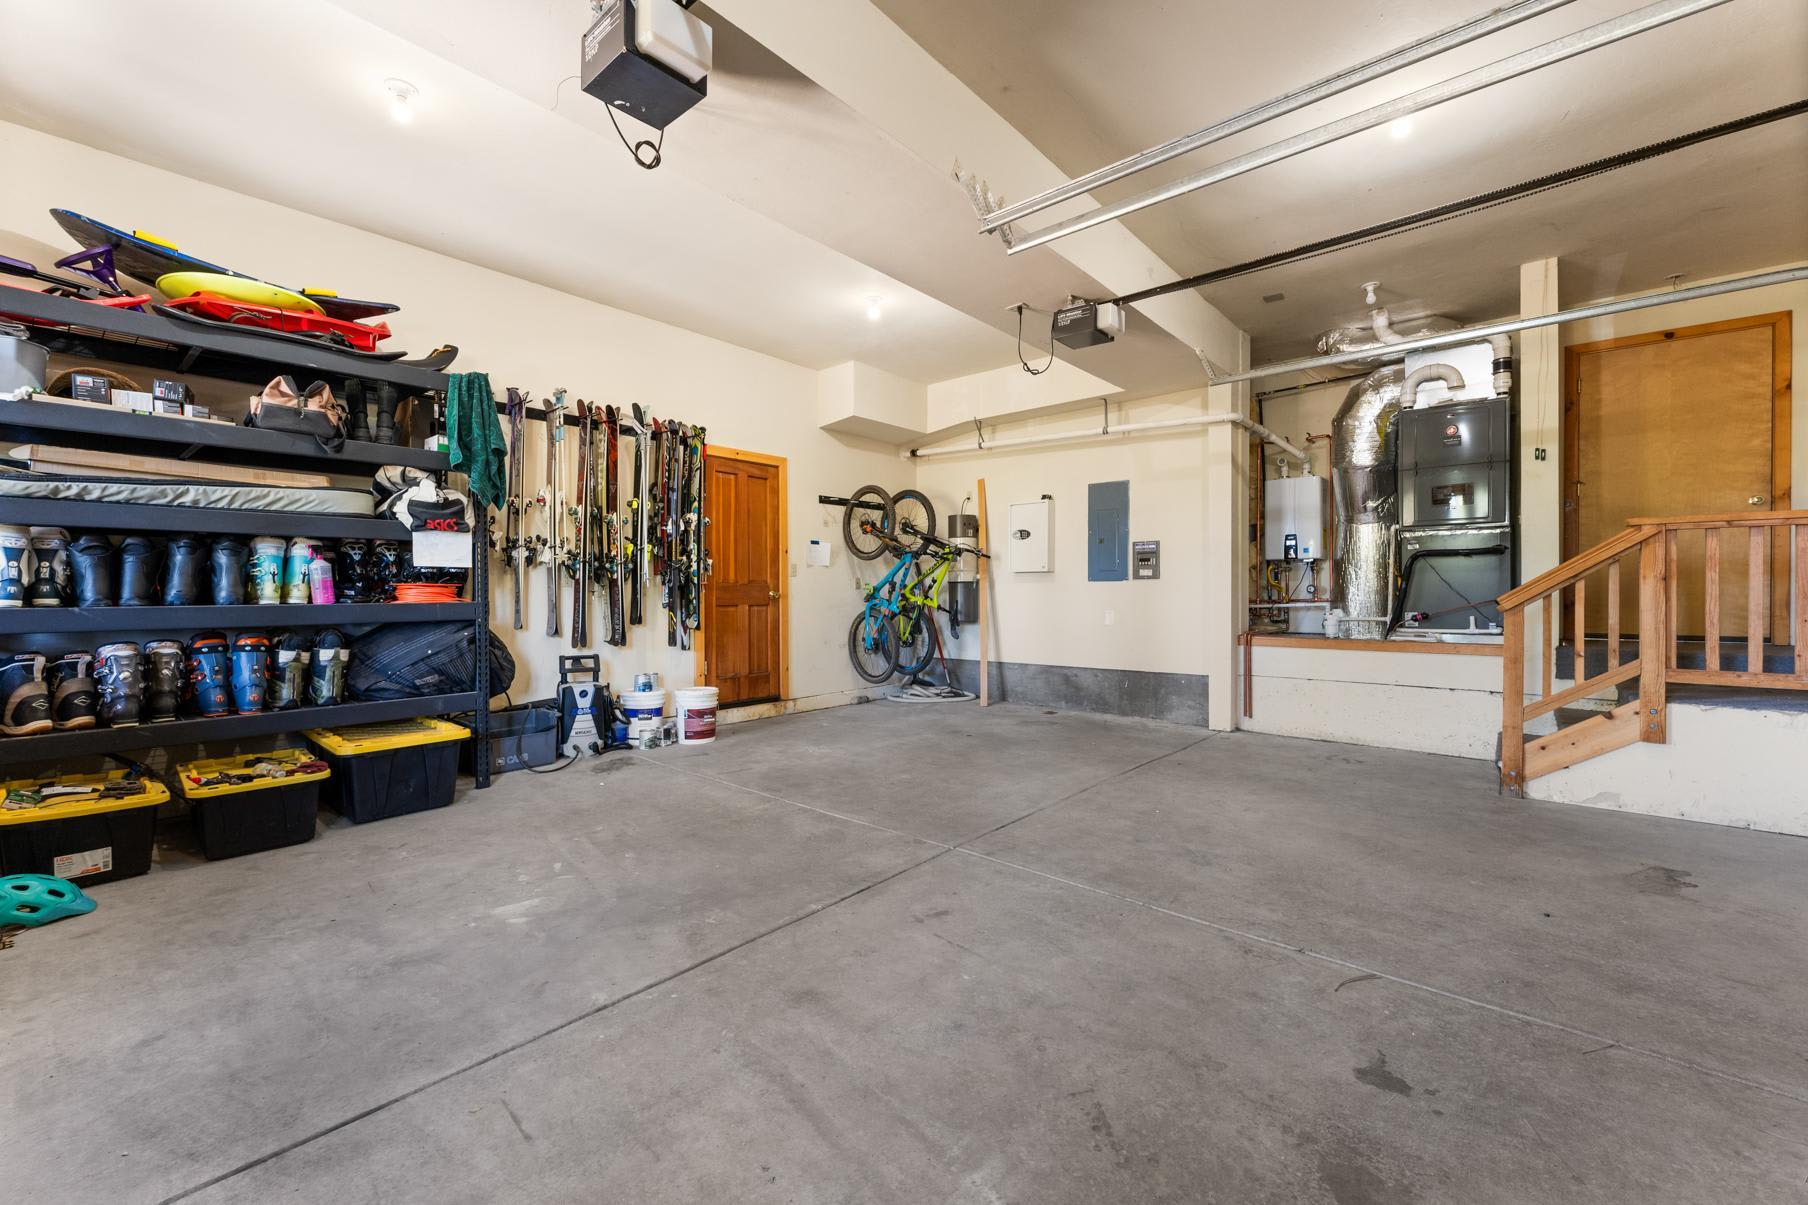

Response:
(912, 389), (1216, 680)
(0, 120), (914, 705)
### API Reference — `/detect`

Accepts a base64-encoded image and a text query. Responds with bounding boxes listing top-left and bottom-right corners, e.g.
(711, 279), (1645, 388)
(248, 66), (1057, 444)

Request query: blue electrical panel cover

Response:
(1088, 480), (1129, 581)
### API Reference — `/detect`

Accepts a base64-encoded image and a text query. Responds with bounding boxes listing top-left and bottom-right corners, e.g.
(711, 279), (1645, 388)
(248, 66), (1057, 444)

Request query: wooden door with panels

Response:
(1565, 312), (1791, 641)
(701, 447), (787, 706)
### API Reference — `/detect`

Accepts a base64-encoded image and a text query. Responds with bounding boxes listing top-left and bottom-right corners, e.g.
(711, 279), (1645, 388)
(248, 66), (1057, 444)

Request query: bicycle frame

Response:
(854, 546), (956, 652)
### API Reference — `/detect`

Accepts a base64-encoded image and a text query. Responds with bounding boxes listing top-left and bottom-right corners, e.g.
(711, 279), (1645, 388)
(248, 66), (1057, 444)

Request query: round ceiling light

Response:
(385, 78), (419, 125)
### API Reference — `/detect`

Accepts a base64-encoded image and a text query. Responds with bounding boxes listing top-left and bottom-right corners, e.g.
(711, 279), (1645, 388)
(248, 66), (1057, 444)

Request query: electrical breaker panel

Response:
(1263, 476), (1326, 562)
(1009, 498), (1051, 573)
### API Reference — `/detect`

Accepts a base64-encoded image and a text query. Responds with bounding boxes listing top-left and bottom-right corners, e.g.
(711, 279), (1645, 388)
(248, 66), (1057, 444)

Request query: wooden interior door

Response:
(1567, 313), (1790, 641)
(702, 448), (785, 705)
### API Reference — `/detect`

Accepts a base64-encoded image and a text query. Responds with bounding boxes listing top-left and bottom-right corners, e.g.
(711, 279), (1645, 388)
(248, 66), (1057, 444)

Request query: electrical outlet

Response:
(1103, 609), (1115, 626)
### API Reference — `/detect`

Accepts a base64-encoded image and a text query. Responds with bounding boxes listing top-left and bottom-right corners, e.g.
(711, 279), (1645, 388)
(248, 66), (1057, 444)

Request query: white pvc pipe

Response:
(907, 411), (1309, 464)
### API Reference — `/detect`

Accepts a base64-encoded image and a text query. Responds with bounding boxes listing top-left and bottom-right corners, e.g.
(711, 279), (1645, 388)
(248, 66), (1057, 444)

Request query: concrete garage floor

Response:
(3, 705), (1805, 1204)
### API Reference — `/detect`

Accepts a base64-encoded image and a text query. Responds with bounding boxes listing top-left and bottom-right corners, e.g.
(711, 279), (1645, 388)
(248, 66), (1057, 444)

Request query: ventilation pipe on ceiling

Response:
(1370, 306), (1407, 344)
(1330, 365), (1406, 641)
(1489, 334), (1513, 394)
(906, 410), (1309, 464)
(1401, 362), (1467, 407)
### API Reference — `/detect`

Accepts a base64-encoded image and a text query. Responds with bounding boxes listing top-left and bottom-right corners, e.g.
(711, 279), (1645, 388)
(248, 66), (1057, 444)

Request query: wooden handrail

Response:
(1498, 525), (1658, 612)
(1628, 509), (1808, 529)
(1502, 508), (1808, 795)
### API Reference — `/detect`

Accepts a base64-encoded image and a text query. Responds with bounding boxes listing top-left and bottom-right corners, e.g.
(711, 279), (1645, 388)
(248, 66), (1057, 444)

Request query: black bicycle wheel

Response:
(848, 609), (899, 683)
(890, 489), (936, 557)
(895, 606), (940, 677)
(842, 484), (893, 561)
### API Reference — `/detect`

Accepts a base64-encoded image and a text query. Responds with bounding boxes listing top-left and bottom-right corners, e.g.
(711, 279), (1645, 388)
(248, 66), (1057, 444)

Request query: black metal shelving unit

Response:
(0, 285), (492, 785)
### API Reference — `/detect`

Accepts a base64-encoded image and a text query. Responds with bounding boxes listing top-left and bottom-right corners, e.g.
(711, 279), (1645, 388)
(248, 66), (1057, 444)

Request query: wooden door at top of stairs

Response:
(1566, 312), (1791, 642)
(702, 448), (785, 707)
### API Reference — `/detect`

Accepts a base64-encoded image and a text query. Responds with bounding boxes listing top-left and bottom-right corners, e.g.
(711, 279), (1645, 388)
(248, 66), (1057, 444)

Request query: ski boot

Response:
(26, 528), (70, 607)
(249, 536), (285, 605)
(163, 534), (208, 606)
(267, 631), (310, 711)
(373, 382), (398, 445)
(229, 632), (270, 713)
(118, 535), (162, 607)
(0, 526), (30, 608)
(187, 633), (231, 717)
(344, 379), (370, 443)
(45, 651), (97, 731)
(69, 533), (117, 607)
(371, 539), (402, 601)
(210, 537), (249, 605)
(0, 652), (52, 735)
(283, 538), (319, 605)
(337, 539), (374, 602)
(309, 628), (348, 706)
(94, 642), (143, 728)
(143, 640), (186, 723)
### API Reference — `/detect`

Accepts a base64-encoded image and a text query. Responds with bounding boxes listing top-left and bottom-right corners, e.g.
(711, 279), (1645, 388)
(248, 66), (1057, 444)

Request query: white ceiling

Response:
(872, 0), (1808, 356)
(0, 1), (1014, 383)
(2, 0), (1801, 387)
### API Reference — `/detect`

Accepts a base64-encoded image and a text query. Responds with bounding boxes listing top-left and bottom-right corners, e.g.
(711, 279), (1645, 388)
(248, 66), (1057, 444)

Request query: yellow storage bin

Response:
(303, 717), (468, 823)
(173, 750), (327, 861)
(0, 769), (167, 885)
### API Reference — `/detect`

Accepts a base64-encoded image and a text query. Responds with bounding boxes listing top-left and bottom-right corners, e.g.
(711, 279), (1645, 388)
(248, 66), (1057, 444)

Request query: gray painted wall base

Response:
(941, 659), (1207, 727)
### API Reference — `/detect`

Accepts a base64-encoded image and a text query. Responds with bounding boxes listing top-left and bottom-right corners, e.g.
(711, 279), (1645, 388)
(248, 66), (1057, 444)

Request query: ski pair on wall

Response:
(495, 393), (709, 649)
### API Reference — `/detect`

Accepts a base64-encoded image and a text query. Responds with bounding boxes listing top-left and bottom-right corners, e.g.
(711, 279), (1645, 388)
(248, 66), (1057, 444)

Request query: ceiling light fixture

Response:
(1389, 116), (1414, 140)
(385, 78), (419, 125)
(865, 295), (883, 322)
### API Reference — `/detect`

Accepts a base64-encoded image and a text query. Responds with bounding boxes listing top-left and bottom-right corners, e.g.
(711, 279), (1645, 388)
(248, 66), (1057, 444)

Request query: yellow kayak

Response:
(155, 271), (323, 314)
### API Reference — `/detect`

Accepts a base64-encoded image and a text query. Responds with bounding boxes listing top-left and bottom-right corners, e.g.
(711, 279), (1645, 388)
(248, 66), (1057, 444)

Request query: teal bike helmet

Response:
(0, 874), (98, 926)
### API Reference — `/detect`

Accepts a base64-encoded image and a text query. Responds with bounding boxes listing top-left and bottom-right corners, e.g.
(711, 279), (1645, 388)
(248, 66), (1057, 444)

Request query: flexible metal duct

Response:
(1331, 365), (1405, 639)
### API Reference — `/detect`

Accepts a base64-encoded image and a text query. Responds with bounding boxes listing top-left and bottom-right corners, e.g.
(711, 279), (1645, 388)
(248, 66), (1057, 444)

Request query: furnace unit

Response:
(1392, 395), (1515, 639)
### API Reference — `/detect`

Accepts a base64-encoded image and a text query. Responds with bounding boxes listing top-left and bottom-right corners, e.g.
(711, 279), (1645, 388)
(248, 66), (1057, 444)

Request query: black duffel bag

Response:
(348, 623), (515, 701)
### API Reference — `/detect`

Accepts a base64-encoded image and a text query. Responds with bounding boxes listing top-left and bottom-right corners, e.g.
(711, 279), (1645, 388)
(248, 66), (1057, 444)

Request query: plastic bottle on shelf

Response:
(249, 536), (285, 605)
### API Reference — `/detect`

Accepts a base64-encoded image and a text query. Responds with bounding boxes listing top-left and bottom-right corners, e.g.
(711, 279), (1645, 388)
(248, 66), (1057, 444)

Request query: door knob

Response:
(769, 590), (780, 598)
(1750, 495), (1767, 506)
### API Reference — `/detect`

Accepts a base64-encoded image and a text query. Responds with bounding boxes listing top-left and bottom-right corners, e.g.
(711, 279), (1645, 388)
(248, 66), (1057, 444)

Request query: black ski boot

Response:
(0, 652), (52, 736)
(268, 631), (310, 711)
(94, 642), (143, 728)
(371, 539), (401, 601)
(27, 528), (70, 607)
(210, 537), (249, 605)
(336, 539), (374, 602)
(143, 640), (185, 723)
(118, 535), (162, 607)
(69, 533), (117, 607)
(309, 628), (348, 706)
(345, 379), (370, 443)
(45, 651), (97, 730)
(187, 633), (231, 717)
(163, 534), (208, 606)
(373, 382), (398, 445)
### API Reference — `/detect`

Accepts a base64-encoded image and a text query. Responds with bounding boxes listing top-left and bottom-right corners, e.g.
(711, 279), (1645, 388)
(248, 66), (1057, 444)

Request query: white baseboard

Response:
(718, 685), (895, 725)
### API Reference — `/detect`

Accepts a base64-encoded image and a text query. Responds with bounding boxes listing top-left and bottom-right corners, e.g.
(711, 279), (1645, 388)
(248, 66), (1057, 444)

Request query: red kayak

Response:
(160, 292), (391, 352)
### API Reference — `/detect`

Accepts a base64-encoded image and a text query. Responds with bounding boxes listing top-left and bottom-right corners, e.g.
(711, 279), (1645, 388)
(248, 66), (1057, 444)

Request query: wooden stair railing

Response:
(1499, 510), (1808, 794)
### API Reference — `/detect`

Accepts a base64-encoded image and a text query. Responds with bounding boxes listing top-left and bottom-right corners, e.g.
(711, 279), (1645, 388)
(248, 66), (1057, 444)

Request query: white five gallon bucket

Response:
(674, 685), (719, 745)
(620, 689), (666, 743)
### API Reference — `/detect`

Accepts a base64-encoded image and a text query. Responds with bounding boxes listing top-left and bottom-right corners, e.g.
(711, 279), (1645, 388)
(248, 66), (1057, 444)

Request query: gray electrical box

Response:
(1088, 481), (1129, 582)
(1132, 540), (1161, 580)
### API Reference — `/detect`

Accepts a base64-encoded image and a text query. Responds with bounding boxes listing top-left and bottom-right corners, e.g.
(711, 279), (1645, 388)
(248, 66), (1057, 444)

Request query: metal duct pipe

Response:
(979, 0), (1579, 233)
(1005, 0), (1733, 255)
(1402, 362), (1467, 406)
(1201, 266), (1808, 386)
(1331, 367), (1405, 641)
(907, 411), (1309, 464)
(1370, 307), (1408, 344)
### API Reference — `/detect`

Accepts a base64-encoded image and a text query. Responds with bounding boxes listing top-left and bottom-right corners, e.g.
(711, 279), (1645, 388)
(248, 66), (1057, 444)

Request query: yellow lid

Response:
(174, 749), (330, 799)
(0, 768), (168, 825)
(303, 716), (469, 756)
